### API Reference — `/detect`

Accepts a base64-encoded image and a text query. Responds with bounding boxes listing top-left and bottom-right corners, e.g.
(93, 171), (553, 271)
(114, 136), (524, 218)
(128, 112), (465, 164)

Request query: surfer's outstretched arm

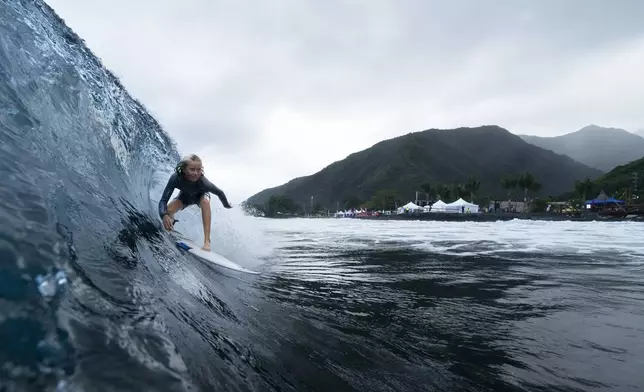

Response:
(202, 177), (233, 208)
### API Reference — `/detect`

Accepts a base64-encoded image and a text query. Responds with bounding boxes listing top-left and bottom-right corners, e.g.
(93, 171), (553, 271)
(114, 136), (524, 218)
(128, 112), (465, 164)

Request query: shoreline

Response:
(259, 212), (644, 222)
(353, 212), (597, 222)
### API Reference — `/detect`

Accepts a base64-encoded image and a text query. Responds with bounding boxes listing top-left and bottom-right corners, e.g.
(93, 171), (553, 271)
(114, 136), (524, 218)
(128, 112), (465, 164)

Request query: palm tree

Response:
(450, 183), (466, 200)
(516, 172), (536, 202)
(437, 184), (450, 201)
(527, 181), (542, 211)
(465, 176), (481, 203)
(501, 174), (517, 204)
(529, 181), (542, 195)
(420, 182), (436, 201)
(574, 178), (594, 207)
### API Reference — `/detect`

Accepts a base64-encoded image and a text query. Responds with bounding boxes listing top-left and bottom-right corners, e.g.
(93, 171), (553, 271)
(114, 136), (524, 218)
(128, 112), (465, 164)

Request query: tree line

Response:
(499, 172), (542, 202)
(418, 172), (542, 204)
(242, 195), (324, 217)
(242, 169), (640, 217)
(418, 176), (481, 203)
(242, 172), (544, 216)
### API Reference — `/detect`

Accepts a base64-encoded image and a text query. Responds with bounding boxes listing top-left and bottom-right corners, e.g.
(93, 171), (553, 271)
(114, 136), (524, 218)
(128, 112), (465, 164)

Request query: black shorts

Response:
(175, 192), (210, 209)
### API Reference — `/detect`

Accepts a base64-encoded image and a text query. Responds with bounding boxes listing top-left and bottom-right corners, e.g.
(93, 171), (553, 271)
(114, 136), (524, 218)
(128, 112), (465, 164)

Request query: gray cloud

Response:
(46, 0), (644, 200)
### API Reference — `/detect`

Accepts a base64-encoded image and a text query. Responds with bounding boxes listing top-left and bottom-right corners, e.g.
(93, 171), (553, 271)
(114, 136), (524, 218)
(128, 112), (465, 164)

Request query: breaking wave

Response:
(1, 2), (265, 391)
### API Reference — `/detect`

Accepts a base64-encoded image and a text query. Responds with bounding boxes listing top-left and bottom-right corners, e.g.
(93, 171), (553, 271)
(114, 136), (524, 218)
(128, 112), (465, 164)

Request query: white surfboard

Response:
(170, 232), (259, 274)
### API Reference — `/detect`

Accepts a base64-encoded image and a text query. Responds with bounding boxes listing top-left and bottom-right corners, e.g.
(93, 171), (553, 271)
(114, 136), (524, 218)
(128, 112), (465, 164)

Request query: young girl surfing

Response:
(158, 154), (232, 251)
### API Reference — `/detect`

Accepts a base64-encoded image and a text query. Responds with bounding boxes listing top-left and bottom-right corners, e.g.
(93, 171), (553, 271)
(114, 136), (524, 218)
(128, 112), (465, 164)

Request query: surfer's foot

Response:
(202, 241), (211, 252)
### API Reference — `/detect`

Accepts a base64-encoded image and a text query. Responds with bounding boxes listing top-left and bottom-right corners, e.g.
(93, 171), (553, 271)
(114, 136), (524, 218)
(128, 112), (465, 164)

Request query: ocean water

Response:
(2, 1), (644, 391)
(262, 218), (644, 389)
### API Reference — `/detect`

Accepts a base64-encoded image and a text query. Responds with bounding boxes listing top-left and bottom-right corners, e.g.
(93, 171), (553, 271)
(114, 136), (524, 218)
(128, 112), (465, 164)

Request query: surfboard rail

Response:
(170, 233), (259, 274)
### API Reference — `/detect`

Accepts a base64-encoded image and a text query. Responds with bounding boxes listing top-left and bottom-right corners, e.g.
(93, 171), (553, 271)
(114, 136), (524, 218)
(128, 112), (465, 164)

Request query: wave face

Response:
(0, 1), (189, 390)
(1, 2), (278, 391)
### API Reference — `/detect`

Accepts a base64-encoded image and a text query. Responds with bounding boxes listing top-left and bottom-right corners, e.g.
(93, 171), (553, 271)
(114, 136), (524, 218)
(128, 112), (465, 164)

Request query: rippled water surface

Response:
(251, 218), (644, 392)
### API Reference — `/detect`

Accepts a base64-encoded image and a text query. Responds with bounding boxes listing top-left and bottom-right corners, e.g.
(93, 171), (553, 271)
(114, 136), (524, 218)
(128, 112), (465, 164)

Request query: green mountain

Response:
(247, 126), (602, 210)
(592, 155), (644, 197)
(519, 125), (644, 171)
(567, 154), (644, 204)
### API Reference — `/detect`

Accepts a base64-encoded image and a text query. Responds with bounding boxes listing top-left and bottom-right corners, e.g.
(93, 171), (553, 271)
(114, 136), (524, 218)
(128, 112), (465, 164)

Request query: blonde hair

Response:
(175, 154), (203, 175)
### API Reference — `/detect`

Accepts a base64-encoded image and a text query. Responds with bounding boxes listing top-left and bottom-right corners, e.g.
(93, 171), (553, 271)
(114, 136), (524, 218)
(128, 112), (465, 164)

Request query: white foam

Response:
(255, 218), (644, 259)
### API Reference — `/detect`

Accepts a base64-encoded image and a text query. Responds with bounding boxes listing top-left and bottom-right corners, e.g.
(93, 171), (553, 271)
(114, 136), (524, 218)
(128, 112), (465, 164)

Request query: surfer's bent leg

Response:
(199, 194), (212, 251)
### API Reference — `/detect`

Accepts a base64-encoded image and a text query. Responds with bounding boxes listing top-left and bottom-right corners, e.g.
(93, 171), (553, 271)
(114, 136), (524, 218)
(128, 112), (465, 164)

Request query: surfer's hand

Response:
(162, 214), (174, 231)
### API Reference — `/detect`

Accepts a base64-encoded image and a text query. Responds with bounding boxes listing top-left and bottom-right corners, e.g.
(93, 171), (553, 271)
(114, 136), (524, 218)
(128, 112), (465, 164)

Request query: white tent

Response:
(397, 201), (422, 214)
(430, 199), (460, 213)
(445, 198), (479, 213)
(429, 200), (446, 212)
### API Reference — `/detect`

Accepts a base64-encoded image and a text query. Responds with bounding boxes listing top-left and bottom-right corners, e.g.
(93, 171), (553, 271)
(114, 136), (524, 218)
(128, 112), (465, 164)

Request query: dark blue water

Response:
(2, 1), (644, 391)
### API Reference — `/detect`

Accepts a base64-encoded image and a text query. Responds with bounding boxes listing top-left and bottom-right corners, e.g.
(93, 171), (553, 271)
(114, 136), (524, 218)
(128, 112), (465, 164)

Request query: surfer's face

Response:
(185, 161), (203, 181)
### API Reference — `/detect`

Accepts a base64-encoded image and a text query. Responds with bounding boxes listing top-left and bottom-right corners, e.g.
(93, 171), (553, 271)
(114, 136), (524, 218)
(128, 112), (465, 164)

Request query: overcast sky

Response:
(45, 0), (644, 202)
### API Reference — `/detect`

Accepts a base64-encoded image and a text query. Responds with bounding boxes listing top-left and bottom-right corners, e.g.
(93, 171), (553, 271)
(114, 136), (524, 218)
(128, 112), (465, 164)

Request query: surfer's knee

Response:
(199, 195), (210, 208)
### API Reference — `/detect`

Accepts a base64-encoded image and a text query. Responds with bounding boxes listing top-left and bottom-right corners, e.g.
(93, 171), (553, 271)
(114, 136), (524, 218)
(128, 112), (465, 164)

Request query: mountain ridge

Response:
(518, 125), (644, 171)
(247, 125), (602, 209)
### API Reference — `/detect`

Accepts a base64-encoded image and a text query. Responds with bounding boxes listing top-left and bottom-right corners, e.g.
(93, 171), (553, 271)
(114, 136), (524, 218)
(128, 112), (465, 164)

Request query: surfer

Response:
(158, 154), (232, 251)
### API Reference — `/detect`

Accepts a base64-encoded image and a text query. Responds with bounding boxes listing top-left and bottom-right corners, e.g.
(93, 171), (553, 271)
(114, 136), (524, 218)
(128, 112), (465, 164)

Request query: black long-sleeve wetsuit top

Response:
(158, 172), (231, 217)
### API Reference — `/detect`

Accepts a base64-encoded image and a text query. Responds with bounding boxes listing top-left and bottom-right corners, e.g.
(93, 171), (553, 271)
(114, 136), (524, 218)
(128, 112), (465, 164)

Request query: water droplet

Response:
(16, 255), (26, 269)
(56, 379), (68, 392)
